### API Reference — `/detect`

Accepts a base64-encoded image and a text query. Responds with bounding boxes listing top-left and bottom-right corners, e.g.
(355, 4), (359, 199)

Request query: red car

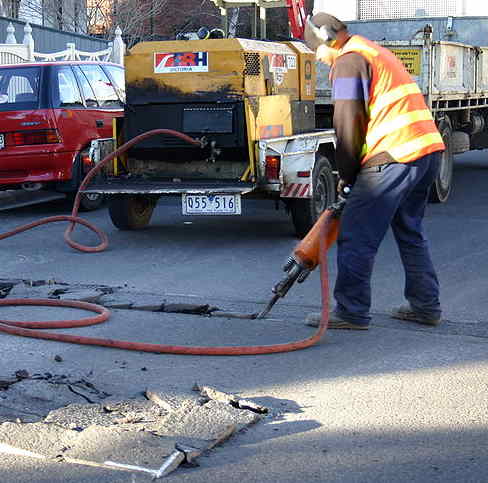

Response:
(0, 61), (124, 210)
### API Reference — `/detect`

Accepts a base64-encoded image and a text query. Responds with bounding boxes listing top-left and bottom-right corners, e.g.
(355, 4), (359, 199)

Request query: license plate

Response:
(182, 194), (241, 215)
(0, 134), (4, 149)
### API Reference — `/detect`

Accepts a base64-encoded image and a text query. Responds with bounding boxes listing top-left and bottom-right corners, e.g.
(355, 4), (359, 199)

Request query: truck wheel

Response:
(108, 195), (156, 230)
(430, 120), (453, 203)
(289, 155), (335, 238)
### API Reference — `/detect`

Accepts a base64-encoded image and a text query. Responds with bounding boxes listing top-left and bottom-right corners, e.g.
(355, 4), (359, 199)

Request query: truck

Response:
(82, 9), (488, 236)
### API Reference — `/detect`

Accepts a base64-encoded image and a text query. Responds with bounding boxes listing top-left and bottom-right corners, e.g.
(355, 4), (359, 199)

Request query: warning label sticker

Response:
(389, 48), (421, 76)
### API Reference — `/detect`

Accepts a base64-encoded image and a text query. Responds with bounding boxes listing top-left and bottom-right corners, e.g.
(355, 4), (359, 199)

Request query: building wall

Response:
(312, 0), (357, 20)
(357, 0), (460, 19)
(465, 0), (488, 16)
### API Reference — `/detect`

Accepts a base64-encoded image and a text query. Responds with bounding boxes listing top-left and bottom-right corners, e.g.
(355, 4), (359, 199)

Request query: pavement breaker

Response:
(257, 190), (347, 319)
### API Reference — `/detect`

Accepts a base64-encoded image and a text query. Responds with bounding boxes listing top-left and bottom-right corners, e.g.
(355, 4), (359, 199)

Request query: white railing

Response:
(0, 22), (125, 65)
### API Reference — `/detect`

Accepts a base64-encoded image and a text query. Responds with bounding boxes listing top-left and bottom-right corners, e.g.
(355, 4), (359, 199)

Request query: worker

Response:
(304, 13), (445, 330)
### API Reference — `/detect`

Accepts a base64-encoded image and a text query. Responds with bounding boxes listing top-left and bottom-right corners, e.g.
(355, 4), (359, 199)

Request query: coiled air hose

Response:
(0, 129), (338, 355)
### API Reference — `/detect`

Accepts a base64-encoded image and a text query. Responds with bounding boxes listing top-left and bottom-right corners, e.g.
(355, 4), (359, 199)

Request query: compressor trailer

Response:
(82, 37), (337, 238)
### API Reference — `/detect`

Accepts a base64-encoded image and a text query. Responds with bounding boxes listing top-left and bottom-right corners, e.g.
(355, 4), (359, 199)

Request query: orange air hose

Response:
(0, 129), (338, 355)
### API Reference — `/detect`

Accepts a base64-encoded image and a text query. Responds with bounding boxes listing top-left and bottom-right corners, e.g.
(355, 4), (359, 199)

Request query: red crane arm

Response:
(286, 0), (307, 38)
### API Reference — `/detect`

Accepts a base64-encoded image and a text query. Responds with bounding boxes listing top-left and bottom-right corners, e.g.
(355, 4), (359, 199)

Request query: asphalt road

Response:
(0, 150), (488, 482)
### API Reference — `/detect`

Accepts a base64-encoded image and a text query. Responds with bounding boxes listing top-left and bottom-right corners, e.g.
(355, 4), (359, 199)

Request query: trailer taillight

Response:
(265, 155), (281, 181)
(7, 129), (61, 146)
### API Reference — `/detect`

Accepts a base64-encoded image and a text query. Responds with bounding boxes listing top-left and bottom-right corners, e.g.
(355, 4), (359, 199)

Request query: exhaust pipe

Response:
(21, 182), (44, 192)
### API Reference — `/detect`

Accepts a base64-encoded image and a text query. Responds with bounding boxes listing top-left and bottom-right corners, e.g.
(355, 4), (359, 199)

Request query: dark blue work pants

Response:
(334, 152), (442, 326)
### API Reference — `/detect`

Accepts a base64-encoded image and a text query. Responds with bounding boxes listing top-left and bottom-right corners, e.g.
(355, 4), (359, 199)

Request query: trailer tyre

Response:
(430, 120), (453, 203)
(289, 155), (335, 238)
(108, 195), (156, 230)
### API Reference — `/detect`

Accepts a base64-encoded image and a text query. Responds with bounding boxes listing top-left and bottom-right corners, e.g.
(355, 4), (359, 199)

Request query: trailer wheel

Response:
(108, 195), (156, 230)
(430, 120), (453, 203)
(289, 155), (335, 238)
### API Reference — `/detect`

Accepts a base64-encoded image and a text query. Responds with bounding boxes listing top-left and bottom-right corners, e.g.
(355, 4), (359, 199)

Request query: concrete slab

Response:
(44, 399), (167, 430)
(0, 379), (264, 481)
(0, 422), (79, 459)
(62, 426), (176, 468)
(0, 377), (111, 424)
(152, 399), (261, 448)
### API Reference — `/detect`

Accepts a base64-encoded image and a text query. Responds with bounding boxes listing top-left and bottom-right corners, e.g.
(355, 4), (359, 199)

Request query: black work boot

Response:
(391, 305), (441, 326)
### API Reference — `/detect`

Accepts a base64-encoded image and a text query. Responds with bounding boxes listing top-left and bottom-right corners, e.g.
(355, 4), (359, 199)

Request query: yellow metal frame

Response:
(112, 118), (118, 176)
(244, 94), (292, 180)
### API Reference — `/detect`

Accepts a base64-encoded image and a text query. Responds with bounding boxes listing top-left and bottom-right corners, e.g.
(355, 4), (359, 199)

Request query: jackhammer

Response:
(256, 187), (350, 319)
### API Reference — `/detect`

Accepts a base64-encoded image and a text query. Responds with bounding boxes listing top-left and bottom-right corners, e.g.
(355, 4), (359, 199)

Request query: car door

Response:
(75, 64), (123, 139)
(51, 64), (96, 154)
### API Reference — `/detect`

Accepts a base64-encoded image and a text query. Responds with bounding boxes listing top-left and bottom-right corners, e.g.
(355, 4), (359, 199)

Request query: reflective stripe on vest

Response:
(388, 132), (444, 161)
(366, 109), (436, 148)
(369, 83), (422, 118)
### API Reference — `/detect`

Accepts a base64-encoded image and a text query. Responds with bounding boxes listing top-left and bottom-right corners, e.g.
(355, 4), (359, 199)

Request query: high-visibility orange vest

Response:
(337, 35), (445, 164)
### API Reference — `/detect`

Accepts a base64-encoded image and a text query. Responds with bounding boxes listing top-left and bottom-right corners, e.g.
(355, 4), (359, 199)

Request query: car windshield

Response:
(0, 66), (40, 111)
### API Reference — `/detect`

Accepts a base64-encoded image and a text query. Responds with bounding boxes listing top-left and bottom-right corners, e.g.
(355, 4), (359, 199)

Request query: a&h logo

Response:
(154, 52), (209, 73)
